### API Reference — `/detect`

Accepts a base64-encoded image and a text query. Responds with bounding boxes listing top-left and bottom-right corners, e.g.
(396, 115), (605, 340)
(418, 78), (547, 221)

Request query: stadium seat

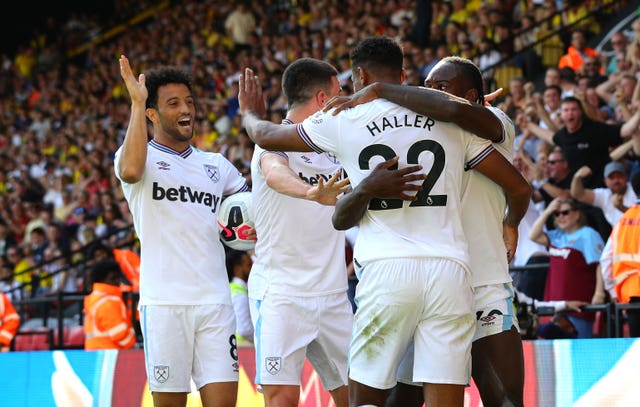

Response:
(11, 328), (54, 351)
(494, 65), (524, 93)
(66, 325), (85, 348)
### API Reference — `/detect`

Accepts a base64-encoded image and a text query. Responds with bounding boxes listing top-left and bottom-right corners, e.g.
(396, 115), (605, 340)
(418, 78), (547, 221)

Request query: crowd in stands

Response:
(0, 0), (639, 346)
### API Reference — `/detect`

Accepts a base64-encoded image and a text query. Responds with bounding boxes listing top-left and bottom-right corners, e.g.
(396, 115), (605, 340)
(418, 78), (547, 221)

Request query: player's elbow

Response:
(117, 163), (143, 184)
(332, 212), (356, 231)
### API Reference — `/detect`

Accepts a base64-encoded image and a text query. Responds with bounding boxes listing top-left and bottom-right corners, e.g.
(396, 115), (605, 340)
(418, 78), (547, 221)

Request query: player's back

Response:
(300, 99), (493, 269)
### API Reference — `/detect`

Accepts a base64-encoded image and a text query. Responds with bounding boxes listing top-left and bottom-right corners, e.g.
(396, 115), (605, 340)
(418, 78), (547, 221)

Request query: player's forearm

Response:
(332, 187), (371, 230)
(376, 83), (502, 141)
(264, 164), (311, 199)
(243, 112), (311, 152)
(503, 182), (532, 228)
(118, 102), (148, 183)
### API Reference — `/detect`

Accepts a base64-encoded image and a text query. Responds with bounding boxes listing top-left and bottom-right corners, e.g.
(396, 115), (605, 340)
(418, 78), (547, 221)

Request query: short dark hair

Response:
(350, 36), (404, 79)
(91, 260), (122, 285)
(144, 67), (193, 110)
(282, 58), (338, 108)
(439, 56), (486, 105)
(561, 95), (585, 112)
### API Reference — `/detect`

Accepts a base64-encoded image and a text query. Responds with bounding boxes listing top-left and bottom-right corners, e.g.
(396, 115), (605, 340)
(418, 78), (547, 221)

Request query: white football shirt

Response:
(299, 99), (493, 271)
(114, 141), (248, 306)
(249, 135), (347, 297)
(460, 106), (516, 286)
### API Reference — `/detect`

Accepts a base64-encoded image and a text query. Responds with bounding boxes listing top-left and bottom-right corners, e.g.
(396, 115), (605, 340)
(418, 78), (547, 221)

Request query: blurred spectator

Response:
(571, 161), (638, 228)
(511, 151), (550, 301)
(558, 29), (601, 74)
(0, 292), (20, 352)
(606, 31), (629, 75)
(225, 1), (256, 56)
(529, 97), (635, 189)
(529, 197), (605, 338)
(533, 147), (572, 206)
(226, 248), (253, 344)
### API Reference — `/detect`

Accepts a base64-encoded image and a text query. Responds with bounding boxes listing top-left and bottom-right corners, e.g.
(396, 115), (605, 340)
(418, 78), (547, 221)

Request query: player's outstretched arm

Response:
(306, 171), (350, 206)
(117, 55), (150, 184)
(323, 82), (503, 142)
(332, 157), (425, 230)
(239, 68), (312, 152)
(261, 153), (349, 205)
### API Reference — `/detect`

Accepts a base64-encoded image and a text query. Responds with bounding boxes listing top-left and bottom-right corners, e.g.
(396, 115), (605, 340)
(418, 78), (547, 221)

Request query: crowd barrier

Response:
(1, 339), (640, 406)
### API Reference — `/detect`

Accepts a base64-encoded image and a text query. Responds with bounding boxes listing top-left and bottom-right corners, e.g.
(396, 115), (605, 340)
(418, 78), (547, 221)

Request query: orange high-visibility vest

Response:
(0, 293), (20, 347)
(558, 45), (602, 74)
(84, 282), (136, 350)
(610, 205), (640, 303)
(112, 248), (140, 291)
(112, 248), (141, 322)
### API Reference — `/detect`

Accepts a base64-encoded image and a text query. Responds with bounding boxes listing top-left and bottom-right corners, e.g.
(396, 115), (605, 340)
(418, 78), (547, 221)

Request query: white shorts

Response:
(396, 282), (519, 385)
(349, 258), (475, 389)
(472, 282), (519, 342)
(250, 291), (352, 390)
(140, 304), (239, 392)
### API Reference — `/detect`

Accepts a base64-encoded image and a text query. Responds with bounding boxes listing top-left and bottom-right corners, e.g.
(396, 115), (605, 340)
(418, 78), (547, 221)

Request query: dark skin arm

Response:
(323, 82), (503, 142)
(333, 149), (531, 262)
(332, 157), (426, 230)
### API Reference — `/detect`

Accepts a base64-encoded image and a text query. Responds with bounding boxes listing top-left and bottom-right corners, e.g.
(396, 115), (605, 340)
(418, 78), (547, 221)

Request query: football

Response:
(217, 191), (256, 251)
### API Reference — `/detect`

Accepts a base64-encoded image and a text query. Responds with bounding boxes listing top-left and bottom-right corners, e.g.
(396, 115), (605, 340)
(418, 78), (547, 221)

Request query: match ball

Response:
(217, 192), (256, 251)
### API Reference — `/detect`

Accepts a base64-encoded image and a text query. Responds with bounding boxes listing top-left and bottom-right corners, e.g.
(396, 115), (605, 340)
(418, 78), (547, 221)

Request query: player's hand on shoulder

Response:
(323, 83), (381, 115)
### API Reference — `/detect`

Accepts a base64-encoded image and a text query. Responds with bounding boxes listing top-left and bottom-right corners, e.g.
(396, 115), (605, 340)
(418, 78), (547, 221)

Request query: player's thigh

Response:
(413, 259), (475, 386)
(141, 305), (195, 392)
(349, 259), (426, 390)
(192, 304), (240, 389)
(473, 282), (519, 341)
(253, 294), (315, 385)
(307, 292), (353, 390)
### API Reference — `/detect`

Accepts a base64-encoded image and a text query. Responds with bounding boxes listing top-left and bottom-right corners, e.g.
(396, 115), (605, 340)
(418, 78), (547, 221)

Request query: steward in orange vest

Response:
(601, 172), (640, 337)
(84, 260), (136, 350)
(0, 293), (20, 351)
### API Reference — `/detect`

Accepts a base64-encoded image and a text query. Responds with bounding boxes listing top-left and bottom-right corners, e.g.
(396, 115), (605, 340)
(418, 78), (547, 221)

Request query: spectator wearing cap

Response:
(570, 161), (638, 228)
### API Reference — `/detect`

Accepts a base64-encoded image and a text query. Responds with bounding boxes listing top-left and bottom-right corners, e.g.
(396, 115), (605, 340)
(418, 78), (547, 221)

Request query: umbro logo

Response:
(156, 161), (170, 170)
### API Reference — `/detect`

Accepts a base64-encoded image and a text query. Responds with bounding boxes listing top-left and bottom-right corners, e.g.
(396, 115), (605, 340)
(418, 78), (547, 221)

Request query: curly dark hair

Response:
(143, 67), (193, 110)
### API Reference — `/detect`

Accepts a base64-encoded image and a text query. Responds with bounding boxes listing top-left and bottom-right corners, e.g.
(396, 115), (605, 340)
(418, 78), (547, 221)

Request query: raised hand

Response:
(323, 83), (381, 115)
(484, 88), (503, 105)
(306, 171), (351, 205)
(119, 54), (147, 104)
(238, 67), (267, 118)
